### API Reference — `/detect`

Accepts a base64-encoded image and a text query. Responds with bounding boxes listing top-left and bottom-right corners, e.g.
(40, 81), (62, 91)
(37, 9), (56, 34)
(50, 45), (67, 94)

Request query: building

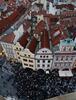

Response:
(59, 38), (75, 52)
(52, 38), (76, 70)
(13, 31), (30, 62)
(0, 33), (16, 60)
(20, 36), (38, 70)
(0, 5), (26, 33)
(59, 10), (76, 27)
(35, 0), (47, 10)
(35, 29), (53, 71)
(50, 28), (68, 46)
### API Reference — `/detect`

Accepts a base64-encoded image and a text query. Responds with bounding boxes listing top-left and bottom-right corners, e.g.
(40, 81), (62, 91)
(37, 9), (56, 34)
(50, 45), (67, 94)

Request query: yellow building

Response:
(13, 31), (30, 62)
(20, 37), (38, 70)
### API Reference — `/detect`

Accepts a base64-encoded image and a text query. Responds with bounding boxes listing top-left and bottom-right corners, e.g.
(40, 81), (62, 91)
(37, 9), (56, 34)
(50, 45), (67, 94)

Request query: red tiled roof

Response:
(0, 33), (15, 43)
(55, 51), (76, 55)
(0, 44), (3, 52)
(50, 29), (68, 46)
(0, 0), (3, 5)
(41, 29), (50, 49)
(35, 20), (45, 35)
(31, 10), (46, 16)
(0, 5), (26, 33)
(18, 32), (29, 48)
(28, 37), (38, 54)
(8, 0), (16, 5)
(55, 4), (74, 10)
(60, 10), (76, 18)
(23, 20), (31, 32)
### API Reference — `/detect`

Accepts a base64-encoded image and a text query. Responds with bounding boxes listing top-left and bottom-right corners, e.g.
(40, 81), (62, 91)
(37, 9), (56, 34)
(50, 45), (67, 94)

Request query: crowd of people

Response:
(12, 63), (76, 100)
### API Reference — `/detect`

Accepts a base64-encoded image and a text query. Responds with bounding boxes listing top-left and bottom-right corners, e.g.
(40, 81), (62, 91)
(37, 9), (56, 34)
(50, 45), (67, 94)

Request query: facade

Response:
(0, 33), (16, 60)
(35, 29), (53, 71)
(59, 10), (76, 27)
(35, 0), (47, 10)
(59, 38), (75, 52)
(50, 28), (68, 46)
(13, 31), (30, 62)
(0, 1), (76, 73)
(52, 51), (76, 70)
(20, 37), (38, 70)
(35, 48), (53, 71)
(52, 38), (76, 70)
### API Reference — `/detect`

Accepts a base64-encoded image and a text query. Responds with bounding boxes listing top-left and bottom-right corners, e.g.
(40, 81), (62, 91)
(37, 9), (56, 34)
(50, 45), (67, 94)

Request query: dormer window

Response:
(16, 47), (18, 50)
(67, 40), (70, 43)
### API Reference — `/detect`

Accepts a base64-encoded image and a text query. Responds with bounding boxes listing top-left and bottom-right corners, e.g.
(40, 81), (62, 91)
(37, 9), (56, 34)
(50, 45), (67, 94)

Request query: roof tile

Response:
(18, 31), (29, 48)
(41, 29), (50, 49)
(0, 33), (15, 43)
(28, 37), (38, 54)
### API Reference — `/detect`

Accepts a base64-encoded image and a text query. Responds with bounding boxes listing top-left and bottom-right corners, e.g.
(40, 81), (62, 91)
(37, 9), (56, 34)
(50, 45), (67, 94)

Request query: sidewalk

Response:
(47, 92), (76, 100)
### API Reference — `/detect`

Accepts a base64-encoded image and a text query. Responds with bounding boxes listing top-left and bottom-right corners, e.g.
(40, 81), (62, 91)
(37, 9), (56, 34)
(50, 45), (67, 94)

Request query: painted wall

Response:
(35, 48), (53, 71)
(20, 48), (35, 70)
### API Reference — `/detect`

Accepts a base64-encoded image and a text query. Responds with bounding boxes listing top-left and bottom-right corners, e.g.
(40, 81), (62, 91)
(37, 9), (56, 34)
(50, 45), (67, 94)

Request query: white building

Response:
(0, 33), (16, 60)
(35, 29), (53, 71)
(52, 38), (76, 70)
(35, 0), (47, 10)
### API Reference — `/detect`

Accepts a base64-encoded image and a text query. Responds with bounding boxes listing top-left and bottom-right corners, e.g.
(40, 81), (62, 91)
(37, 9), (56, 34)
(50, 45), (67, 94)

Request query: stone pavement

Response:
(47, 92), (76, 100)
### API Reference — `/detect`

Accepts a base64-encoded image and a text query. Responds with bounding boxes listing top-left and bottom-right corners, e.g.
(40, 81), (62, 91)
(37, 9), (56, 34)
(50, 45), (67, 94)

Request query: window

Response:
(17, 52), (19, 55)
(43, 60), (45, 63)
(16, 47), (18, 50)
(55, 63), (57, 66)
(29, 65), (33, 67)
(47, 65), (50, 67)
(48, 60), (50, 63)
(43, 56), (45, 58)
(37, 60), (40, 63)
(18, 57), (20, 59)
(61, 56), (63, 60)
(40, 56), (42, 58)
(56, 56), (58, 60)
(70, 57), (73, 60)
(45, 51), (47, 53)
(19, 48), (21, 51)
(37, 64), (40, 67)
(23, 59), (27, 61)
(47, 56), (48, 58)
(25, 54), (26, 56)
(42, 64), (45, 67)
(29, 60), (33, 63)
(66, 56), (68, 60)
(28, 55), (30, 57)
(24, 63), (28, 66)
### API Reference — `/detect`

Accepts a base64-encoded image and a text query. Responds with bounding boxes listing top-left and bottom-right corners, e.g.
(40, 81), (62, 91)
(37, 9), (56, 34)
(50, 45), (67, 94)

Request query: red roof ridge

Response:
(0, 33), (15, 43)
(18, 31), (29, 48)
(27, 37), (38, 54)
(41, 29), (50, 49)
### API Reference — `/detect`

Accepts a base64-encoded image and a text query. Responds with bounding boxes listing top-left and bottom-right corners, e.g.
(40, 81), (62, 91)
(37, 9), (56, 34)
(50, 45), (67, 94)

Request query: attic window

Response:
(28, 55), (30, 57)
(17, 52), (19, 55)
(23, 59), (27, 61)
(16, 47), (18, 50)
(67, 40), (70, 43)
(29, 65), (33, 67)
(40, 56), (42, 58)
(42, 64), (45, 67)
(37, 60), (40, 63)
(19, 48), (21, 51)
(48, 60), (50, 63)
(43, 60), (45, 63)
